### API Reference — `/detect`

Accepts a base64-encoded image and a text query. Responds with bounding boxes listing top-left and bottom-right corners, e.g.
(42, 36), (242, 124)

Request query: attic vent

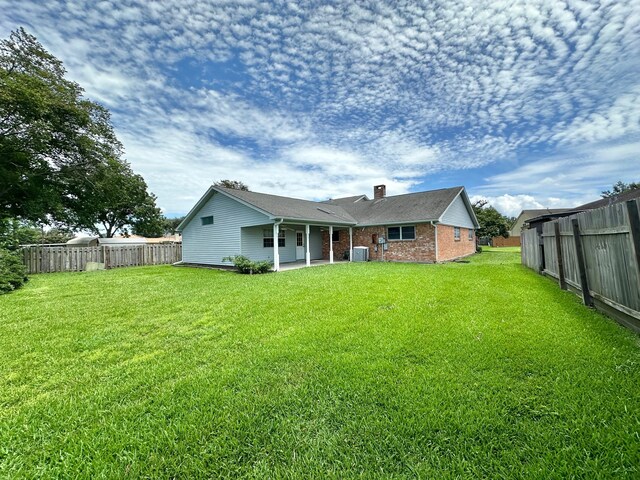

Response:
(317, 207), (335, 215)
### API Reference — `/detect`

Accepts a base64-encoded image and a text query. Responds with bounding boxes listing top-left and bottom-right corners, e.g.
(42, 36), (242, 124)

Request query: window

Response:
(468, 229), (474, 241)
(296, 232), (303, 247)
(454, 227), (461, 241)
(263, 229), (285, 248)
(388, 225), (415, 241)
(332, 230), (340, 242)
(201, 216), (213, 225)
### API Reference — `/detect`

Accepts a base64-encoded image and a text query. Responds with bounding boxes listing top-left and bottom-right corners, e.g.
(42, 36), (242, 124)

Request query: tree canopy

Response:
(601, 181), (640, 198)
(65, 157), (163, 238)
(472, 200), (511, 239)
(213, 179), (250, 191)
(1, 28), (163, 238)
(0, 27), (120, 224)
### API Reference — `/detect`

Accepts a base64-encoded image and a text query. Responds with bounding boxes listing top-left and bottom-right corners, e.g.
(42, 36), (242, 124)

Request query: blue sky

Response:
(2, 1), (639, 217)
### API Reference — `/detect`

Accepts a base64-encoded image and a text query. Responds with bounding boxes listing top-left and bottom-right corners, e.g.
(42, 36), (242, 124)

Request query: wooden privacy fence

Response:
(22, 244), (182, 274)
(521, 199), (640, 332)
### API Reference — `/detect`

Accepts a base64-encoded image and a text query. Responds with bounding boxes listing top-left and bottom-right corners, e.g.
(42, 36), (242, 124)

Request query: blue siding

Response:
(440, 194), (475, 229)
(182, 191), (271, 265)
(240, 225), (323, 263)
(309, 228), (323, 259)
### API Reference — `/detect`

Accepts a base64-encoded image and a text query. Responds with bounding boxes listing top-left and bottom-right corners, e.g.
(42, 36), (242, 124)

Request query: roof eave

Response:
(177, 186), (276, 232)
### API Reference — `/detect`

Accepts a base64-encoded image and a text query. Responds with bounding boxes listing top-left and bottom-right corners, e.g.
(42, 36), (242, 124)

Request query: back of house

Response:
(177, 184), (479, 270)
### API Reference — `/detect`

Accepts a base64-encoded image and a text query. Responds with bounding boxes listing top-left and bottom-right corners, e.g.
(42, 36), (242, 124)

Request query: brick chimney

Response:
(374, 184), (386, 199)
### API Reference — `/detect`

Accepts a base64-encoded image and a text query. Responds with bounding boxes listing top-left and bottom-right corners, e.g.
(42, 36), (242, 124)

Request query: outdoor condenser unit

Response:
(352, 246), (369, 262)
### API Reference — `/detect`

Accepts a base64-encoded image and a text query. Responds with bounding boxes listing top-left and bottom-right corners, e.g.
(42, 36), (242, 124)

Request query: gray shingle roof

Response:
(216, 186), (357, 224)
(180, 184), (475, 231)
(325, 186), (464, 225)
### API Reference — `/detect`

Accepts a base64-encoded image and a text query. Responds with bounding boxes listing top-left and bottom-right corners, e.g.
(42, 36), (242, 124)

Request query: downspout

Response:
(431, 221), (438, 263)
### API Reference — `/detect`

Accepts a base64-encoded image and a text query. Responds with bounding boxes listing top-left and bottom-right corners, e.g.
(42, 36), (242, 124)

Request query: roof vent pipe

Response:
(374, 184), (386, 199)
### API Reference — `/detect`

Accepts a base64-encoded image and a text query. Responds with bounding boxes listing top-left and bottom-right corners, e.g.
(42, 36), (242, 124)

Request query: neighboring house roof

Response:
(509, 209), (572, 236)
(524, 189), (640, 227)
(99, 237), (148, 245)
(178, 184), (478, 231)
(66, 236), (148, 245)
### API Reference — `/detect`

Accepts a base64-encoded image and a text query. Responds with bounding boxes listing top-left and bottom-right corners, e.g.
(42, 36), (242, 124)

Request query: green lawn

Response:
(1, 248), (639, 478)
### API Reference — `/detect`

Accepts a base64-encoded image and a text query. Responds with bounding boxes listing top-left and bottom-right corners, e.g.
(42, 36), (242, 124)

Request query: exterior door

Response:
(296, 231), (305, 260)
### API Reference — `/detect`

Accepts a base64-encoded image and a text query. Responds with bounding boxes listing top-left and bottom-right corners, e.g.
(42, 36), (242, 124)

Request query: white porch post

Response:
(329, 225), (334, 264)
(273, 223), (280, 272)
(349, 227), (353, 262)
(305, 224), (311, 266)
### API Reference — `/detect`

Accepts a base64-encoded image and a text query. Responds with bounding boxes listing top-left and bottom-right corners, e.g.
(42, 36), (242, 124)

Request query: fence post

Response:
(626, 200), (640, 291)
(553, 221), (566, 290)
(571, 218), (592, 306)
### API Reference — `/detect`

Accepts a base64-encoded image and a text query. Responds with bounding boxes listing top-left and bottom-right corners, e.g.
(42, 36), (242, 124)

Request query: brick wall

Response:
(322, 223), (436, 262)
(437, 224), (476, 261)
(492, 236), (521, 247)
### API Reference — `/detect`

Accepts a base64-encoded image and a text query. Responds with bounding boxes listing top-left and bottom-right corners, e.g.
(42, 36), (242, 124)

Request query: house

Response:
(492, 208), (571, 247)
(177, 184), (479, 271)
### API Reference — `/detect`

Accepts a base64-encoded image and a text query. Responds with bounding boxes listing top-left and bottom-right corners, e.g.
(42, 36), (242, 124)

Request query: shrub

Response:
(222, 255), (272, 274)
(476, 246), (483, 253)
(0, 248), (28, 293)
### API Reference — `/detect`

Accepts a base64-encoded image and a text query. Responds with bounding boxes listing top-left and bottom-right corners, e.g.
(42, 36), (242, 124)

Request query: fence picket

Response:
(522, 199), (640, 331)
(22, 244), (181, 273)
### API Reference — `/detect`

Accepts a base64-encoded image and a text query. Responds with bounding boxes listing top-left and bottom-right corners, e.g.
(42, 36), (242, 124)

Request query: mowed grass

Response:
(1, 249), (639, 478)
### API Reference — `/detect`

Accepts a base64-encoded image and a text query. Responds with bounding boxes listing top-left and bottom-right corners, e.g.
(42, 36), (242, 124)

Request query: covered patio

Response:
(278, 258), (349, 271)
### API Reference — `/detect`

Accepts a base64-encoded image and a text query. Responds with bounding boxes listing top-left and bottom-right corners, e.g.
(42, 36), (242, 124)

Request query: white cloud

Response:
(1, 0), (639, 215)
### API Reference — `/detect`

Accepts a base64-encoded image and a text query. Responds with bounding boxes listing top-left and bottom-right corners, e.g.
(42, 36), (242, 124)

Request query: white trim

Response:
(177, 186), (274, 232)
(438, 187), (480, 229)
(273, 222), (281, 271)
(349, 227), (353, 262)
(305, 224), (311, 266)
(433, 222), (439, 262)
(386, 224), (417, 241)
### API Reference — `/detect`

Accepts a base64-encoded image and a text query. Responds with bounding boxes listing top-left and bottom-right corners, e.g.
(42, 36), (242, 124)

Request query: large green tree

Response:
(0, 28), (120, 224)
(65, 157), (163, 238)
(472, 200), (510, 238)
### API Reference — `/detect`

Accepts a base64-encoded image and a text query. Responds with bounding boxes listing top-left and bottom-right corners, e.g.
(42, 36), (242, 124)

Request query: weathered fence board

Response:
(22, 244), (182, 274)
(521, 199), (640, 332)
(521, 228), (541, 271)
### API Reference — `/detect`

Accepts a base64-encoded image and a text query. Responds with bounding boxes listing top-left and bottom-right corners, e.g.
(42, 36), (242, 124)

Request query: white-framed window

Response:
(263, 229), (285, 248)
(387, 225), (416, 241)
(296, 232), (304, 247)
(454, 227), (461, 241)
(201, 216), (213, 225)
(468, 229), (474, 241)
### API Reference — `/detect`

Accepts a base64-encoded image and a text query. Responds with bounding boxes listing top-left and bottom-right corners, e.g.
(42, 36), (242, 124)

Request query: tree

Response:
(213, 179), (249, 191)
(0, 219), (73, 247)
(601, 181), (640, 198)
(0, 28), (120, 224)
(161, 216), (185, 235)
(65, 157), (163, 237)
(472, 200), (510, 238)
